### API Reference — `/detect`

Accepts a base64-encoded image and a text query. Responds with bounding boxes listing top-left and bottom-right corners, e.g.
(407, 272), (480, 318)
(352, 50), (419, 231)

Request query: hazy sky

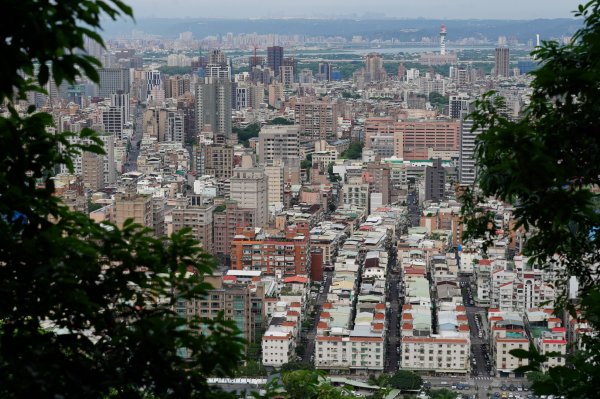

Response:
(125, 0), (582, 19)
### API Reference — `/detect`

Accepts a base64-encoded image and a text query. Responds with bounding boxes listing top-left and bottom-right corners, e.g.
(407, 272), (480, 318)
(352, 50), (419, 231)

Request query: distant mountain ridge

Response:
(103, 17), (580, 43)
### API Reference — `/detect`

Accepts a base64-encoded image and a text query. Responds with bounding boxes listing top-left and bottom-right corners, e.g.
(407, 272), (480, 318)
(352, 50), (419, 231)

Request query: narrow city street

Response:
(385, 260), (401, 372)
(460, 275), (492, 381)
(301, 272), (332, 364)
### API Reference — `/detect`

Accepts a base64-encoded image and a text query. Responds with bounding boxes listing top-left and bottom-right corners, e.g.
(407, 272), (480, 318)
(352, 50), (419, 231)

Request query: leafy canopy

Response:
(387, 370), (423, 391)
(0, 1), (244, 398)
(461, 1), (600, 397)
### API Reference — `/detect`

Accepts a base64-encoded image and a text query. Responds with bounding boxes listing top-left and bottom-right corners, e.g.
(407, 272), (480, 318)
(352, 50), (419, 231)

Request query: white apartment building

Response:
(264, 163), (284, 213)
(488, 310), (530, 377)
(257, 125), (300, 166)
(342, 181), (370, 211)
(315, 335), (385, 371)
(535, 329), (567, 372)
(262, 331), (295, 367)
(400, 337), (470, 373)
(229, 165), (269, 227)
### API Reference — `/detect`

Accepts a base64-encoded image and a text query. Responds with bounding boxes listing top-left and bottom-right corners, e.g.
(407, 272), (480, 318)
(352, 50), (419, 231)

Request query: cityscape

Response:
(0, 1), (596, 399)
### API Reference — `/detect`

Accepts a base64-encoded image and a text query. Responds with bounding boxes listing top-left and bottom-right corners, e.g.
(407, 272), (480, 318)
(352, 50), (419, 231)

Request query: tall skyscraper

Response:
(257, 125), (300, 166)
(195, 77), (232, 137)
(144, 70), (163, 104)
(440, 25), (447, 55)
(449, 95), (473, 120)
(495, 47), (510, 77)
(208, 49), (226, 65)
(267, 46), (284, 77)
(102, 106), (125, 140)
(165, 109), (185, 143)
(229, 158), (269, 228)
(365, 53), (386, 81)
(294, 98), (339, 140)
(425, 159), (446, 202)
(459, 119), (484, 185)
(317, 62), (332, 81)
(98, 68), (130, 98)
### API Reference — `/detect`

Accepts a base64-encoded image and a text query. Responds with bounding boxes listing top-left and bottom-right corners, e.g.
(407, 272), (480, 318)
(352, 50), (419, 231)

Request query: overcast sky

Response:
(124, 0), (582, 19)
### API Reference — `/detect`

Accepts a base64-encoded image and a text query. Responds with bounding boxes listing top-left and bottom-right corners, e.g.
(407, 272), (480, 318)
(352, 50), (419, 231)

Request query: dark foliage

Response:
(461, 2), (600, 398)
(0, 1), (245, 397)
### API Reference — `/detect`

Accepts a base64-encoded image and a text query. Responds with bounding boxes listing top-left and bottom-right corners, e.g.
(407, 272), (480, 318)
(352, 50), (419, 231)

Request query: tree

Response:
(428, 91), (449, 111)
(280, 362), (314, 373)
(0, 1), (244, 398)
(236, 360), (267, 377)
(257, 370), (354, 399)
(387, 370), (422, 391)
(267, 117), (295, 125)
(233, 122), (261, 147)
(301, 154), (313, 170)
(340, 142), (364, 160)
(461, 2), (600, 398)
(428, 389), (456, 399)
(327, 163), (341, 183)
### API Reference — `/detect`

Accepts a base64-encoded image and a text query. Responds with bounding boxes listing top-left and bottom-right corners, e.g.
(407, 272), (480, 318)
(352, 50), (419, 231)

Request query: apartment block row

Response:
(398, 232), (471, 374)
(313, 207), (405, 372)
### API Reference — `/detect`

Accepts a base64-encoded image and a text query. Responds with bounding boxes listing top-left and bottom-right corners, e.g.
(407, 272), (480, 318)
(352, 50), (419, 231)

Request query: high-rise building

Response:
(364, 117), (396, 158)
(425, 159), (446, 202)
(317, 62), (332, 81)
(249, 54), (264, 69)
(165, 109), (185, 143)
(235, 85), (250, 110)
(495, 47), (510, 77)
(81, 151), (105, 191)
(267, 46), (284, 77)
(449, 95), (473, 120)
(102, 91), (129, 141)
(113, 191), (153, 229)
(294, 99), (339, 140)
(164, 75), (192, 99)
(365, 53), (386, 82)
(195, 77), (232, 137)
(171, 200), (215, 254)
(143, 107), (183, 142)
(299, 68), (314, 84)
(229, 158), (269, 228)
(111, 91), (130, 122)
(365, 162), (392, 207)
(177, 97), (197, 144)
(459, 119), (484, 185)
(279, 65), (294, 86)
(98, 68), (130, 98)
(264, 163), (285, 213)
(231, 223), (311, 276)
(144, 70), (163, 104)
(102, 106), (125, 140)
(184, 274), (266, 344)
(257, 125), (300, 166)
(249, 85), (264, 109)
(208, 49), (227, 66)
(393, 120), (461, 160)
(440, 25), (447, 55)
(268, 83), (284, 108)
(213, 201), (255, 263)
(202, 144), (234, 179)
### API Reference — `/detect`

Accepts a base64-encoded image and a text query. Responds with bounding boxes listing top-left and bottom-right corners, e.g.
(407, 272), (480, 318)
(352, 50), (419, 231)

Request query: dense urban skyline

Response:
(125, 0), (581, 20)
